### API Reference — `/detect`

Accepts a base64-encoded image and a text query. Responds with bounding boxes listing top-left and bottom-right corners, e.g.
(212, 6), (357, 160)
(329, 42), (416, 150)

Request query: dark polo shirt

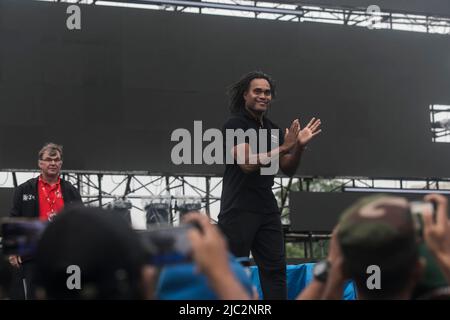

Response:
(219, 108), (284, 218)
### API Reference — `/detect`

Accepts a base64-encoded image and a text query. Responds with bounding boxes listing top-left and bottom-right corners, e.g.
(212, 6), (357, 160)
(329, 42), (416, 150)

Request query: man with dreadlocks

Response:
(219, 71), (322, 299)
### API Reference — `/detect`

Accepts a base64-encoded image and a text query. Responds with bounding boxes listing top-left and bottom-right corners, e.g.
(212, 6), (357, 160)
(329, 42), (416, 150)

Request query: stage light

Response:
(176, 201), (202, 218)
(144, 202), (171, 226)
(107, 197), (132, 224)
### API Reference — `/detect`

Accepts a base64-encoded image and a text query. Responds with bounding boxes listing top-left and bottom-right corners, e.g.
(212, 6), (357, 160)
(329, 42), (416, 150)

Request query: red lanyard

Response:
(40, 183), (61, 213)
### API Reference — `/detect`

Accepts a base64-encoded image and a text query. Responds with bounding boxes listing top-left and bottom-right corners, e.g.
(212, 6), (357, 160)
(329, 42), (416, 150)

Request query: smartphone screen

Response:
(138, 225), (194, 266)
(1, 219), (47, 257)
(410, 201), (434, 239)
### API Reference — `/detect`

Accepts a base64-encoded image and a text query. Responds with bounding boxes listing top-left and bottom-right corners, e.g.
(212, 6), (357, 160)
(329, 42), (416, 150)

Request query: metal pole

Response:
(165, 176), (174, 225)
(76, 174), (81, 194)
(306, 178), (311, 192)
(98, 174), (103, 207)
(308, 232), (314, 259)
(12, 172), (18, 188)
(124, 175), (132, 196)
(205, 176), (211, 218)
(281, 177), (293, 213)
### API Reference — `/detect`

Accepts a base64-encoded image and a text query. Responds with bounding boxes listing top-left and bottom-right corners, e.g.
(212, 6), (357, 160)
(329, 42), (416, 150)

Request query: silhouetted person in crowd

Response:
(34, 207), (154, 299)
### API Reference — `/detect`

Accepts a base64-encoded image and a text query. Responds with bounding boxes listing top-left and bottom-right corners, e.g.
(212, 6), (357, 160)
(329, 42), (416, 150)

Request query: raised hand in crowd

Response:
(423, 194), (450, 284)
(184, 212), (250, 300)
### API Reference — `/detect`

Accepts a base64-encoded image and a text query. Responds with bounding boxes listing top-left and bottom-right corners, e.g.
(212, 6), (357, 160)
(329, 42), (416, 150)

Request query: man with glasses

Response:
(8, 143), (82, 298)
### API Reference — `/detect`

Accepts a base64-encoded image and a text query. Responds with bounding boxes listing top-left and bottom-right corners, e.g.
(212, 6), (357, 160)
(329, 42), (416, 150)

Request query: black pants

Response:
(218, 210), (287, 300)
(9, 261), (35, 300)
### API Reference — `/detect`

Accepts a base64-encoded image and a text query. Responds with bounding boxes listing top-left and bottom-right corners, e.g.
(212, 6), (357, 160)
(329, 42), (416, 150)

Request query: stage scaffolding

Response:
(6, 0), (450, 258)
(2, 169), (450, 259)
(43, 0), (450, 35)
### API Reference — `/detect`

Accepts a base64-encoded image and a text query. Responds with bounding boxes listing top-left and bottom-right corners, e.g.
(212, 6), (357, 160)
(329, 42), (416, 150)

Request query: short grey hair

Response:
(38, 143), (63, 160)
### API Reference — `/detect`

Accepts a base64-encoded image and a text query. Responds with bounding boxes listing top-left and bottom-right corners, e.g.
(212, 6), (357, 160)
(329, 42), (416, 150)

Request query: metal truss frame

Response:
(4, 169), (450, 217)
(49, 0), (450, 35)
(67, 173), (223, 224)
(3, 169), (450, 259)
(2, 169), (223, 225)
(276, 175), (450, 225)
(430, 104), (450, 142)
(277, 175), (450, 258)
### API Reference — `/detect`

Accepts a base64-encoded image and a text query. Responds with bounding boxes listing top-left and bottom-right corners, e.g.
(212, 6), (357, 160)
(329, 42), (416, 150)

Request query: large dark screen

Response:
(1, 0), (450, 178)
(289, 191), (450, 232)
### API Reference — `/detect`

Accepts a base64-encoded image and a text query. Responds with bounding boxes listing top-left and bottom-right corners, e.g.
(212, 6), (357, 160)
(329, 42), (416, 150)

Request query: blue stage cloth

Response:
(156, 261), (356, 300)
(250, 263), (356, 300)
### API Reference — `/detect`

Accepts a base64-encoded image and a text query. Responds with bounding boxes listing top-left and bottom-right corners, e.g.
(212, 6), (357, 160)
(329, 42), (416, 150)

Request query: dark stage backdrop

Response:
(1, 0), (450, 178)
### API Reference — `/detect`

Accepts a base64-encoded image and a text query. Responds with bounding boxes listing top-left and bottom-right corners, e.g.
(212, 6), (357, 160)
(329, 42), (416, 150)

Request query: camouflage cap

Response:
(337, 195), (419, 290)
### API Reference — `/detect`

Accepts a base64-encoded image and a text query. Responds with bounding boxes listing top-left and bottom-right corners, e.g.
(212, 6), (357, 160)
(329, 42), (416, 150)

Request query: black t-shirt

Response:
(219, 109), (285, 217)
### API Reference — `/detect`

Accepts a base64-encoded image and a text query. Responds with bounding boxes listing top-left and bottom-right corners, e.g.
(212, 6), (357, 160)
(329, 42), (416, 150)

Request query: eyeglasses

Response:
(40, 158), (62, 164)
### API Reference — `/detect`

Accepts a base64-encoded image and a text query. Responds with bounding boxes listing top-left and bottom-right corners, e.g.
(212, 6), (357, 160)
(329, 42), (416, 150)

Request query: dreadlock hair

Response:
(228, 71), (276, 114)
